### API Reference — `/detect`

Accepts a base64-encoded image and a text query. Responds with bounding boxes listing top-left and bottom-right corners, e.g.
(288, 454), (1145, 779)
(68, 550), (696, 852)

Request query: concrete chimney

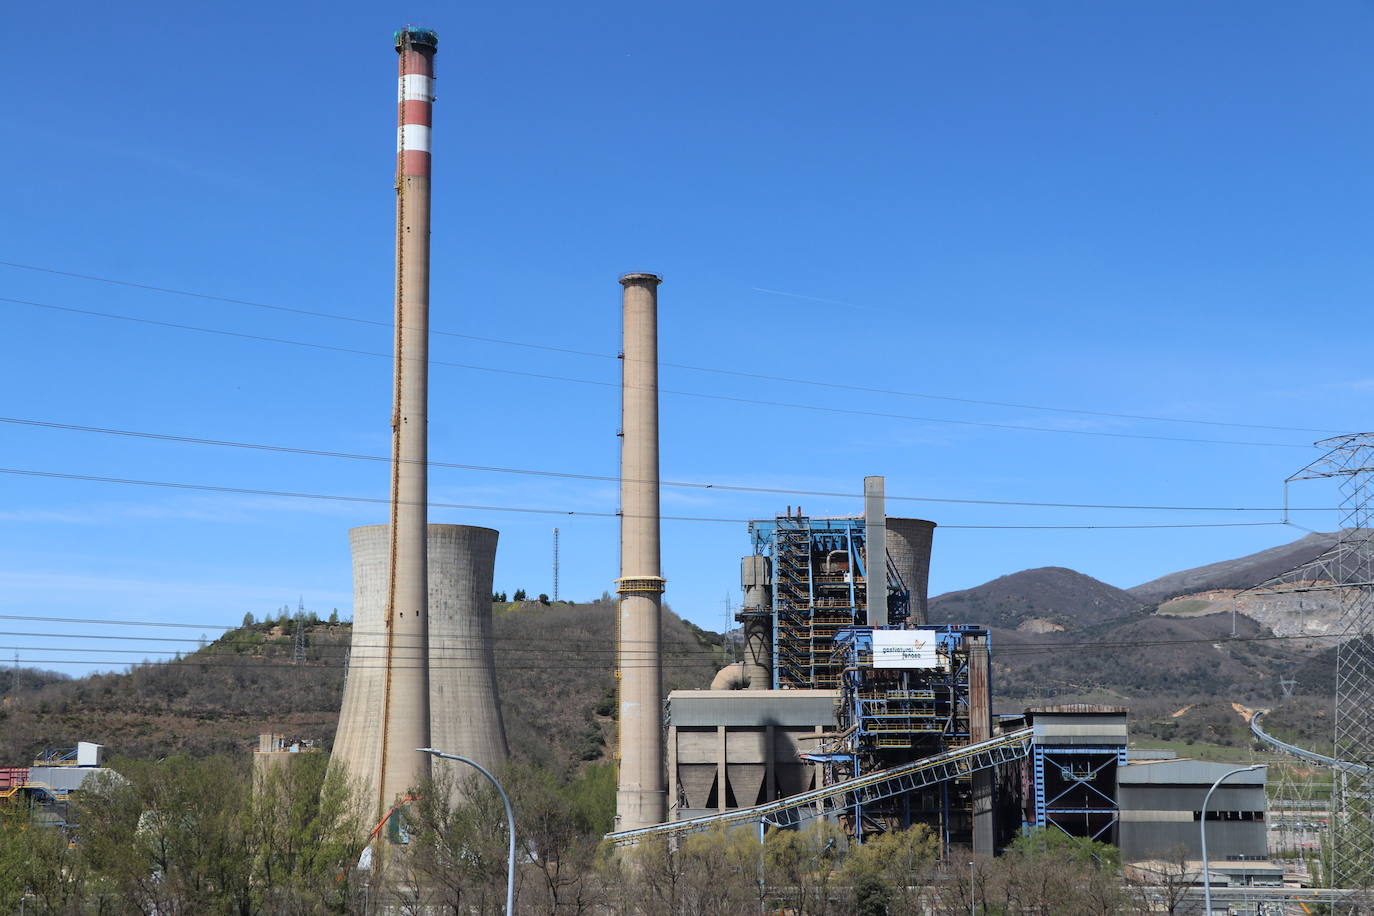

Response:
(377, 25), (439, 817)
(864, 476), (887, 628)
(967, 632), (995, 853)
(615, 272), (667, 832)
(325, 27), (440, 825)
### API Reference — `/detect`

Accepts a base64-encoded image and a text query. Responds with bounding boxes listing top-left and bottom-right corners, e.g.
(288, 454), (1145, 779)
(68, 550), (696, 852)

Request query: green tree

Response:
(241, 611), (255, 628)
(247, 752), (364, 913)
(77, 755), (252, 914)
(841, 824), (940, 914)
(401, 769), (510, 914)
(764, 820), (846, 915)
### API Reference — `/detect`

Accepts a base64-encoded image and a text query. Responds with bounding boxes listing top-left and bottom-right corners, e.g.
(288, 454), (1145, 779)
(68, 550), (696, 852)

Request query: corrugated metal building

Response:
(1118, 758), (1268, 863)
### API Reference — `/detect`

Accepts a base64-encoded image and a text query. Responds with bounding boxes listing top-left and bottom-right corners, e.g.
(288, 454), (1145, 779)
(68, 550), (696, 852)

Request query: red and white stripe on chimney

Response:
(396, 35), (435, 178)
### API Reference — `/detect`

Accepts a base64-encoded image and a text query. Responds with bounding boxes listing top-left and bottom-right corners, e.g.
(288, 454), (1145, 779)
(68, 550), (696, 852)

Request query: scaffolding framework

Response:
(816, 625), (982, 844)
(1249, 433), (1374, 893)
(751, 515), (909, 689)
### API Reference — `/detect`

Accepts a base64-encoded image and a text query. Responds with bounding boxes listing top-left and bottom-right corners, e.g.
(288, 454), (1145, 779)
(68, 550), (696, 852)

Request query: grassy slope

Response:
(0, 601), (724, 770)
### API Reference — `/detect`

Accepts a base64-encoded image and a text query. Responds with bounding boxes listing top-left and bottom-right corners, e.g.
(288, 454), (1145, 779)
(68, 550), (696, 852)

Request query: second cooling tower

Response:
(332, 524), (508, 810)
(886, 517), (936, 625)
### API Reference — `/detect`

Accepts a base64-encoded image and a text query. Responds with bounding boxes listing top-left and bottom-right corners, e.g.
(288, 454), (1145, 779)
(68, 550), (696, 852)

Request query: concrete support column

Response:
(615, 273), (667, 832)
(765, 724), (776, 802)
(717, 726), (728, 812)
(968, 633), (995, 854)
(666, 724), (679, 818)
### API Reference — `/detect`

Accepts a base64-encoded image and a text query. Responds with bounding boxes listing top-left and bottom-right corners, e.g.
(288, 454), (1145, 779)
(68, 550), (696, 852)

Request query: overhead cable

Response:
(0, 466), (1291, 530)
(0, 259), (1341, 435)
(1, 415), (1337, 512)
(0, 295), (1317, 450)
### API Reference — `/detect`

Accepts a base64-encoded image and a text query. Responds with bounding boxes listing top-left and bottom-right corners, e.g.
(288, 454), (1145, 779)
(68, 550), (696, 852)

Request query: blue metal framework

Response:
(816, 624), (987, 842)
(33, 747), (79, 766)
(1031, 744), (1127, 842)
(748, 515), (910, 689)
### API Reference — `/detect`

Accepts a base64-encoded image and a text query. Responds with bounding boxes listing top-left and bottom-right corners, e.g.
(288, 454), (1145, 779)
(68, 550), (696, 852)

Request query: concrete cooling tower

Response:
(332, 524), (508, 815)
(886, 517), (936, 625)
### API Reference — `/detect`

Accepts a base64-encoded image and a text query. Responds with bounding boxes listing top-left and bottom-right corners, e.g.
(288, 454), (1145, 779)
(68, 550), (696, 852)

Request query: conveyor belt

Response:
(606, 726), (1033, 846)
(1251, 709), (1370, 775)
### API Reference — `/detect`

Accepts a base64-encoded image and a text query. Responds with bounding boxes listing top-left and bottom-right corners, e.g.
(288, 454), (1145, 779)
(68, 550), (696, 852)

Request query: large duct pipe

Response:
(333, 524), (507, 810)
(374, 25), (440, 819)
(615, 272), (667, 832)
(886, 518), (936, 625)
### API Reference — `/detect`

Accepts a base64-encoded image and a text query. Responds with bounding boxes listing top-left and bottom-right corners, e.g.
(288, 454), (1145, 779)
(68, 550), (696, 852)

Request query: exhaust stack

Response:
(375, 25), (439, 816)
(615, 272), (667, 832)
(864, 476), (888, 627)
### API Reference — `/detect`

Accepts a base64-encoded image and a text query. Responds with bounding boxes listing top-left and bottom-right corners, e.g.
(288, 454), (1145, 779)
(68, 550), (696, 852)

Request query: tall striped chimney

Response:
(378, 24), (438, 817)
(615, 273), (667, 832)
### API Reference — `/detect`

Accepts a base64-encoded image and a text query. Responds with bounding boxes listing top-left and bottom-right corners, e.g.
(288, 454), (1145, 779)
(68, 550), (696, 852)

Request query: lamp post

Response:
(1200, 763), (1263, 915)
(968, 860), (976, 916)
(418, 747), (516, 916)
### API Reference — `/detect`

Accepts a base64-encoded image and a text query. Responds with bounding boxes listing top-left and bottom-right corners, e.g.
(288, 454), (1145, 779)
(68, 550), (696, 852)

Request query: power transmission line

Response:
(0, 258), (1341, 436)
(0, 611), (1345, 656)
(0, 294), (1320, 450)
(0, 465), (1293, 530)
(0, 415), (1339, 512)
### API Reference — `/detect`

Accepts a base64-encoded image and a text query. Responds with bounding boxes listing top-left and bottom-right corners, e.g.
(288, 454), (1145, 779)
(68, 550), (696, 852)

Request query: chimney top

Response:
(395, 26), (439, 52)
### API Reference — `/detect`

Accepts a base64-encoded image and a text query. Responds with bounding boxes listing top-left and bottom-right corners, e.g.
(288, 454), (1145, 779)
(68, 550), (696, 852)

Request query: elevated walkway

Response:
(606, 727), (1032, 846)
(1251, 709), (1370, 775)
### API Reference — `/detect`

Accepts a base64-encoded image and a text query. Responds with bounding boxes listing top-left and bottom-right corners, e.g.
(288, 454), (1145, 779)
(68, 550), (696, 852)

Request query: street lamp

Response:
(968, 860), (976, 916)
(1200, 763), (1263, 915)
(418, 747), (516, 916)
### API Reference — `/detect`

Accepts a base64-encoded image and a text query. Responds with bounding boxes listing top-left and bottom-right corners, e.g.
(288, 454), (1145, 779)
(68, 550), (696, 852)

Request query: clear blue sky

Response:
(2, 2), (1370, 674)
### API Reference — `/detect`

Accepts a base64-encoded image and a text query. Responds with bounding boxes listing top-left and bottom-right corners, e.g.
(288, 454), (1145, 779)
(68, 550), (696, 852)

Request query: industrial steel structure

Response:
(0, 742), (110, 831)
(1246, 433), (1374, 894)
(812, 625), (990, 847)
(742, 509), (936, 690)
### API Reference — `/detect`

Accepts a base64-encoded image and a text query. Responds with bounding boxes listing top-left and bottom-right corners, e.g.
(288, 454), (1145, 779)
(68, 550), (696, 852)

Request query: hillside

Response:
(3, 534), (1354, 768)
(0, 599), (724, 771)
(1129, 531), (1342, 603)
(989, 608), (1297, 705)
(929, 566), (1142, 632)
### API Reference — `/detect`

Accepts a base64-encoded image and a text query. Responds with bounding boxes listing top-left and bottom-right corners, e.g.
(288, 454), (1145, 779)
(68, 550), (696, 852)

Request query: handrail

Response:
(606, 727), (1033, 845)
(1250, 710), (1370, 775)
